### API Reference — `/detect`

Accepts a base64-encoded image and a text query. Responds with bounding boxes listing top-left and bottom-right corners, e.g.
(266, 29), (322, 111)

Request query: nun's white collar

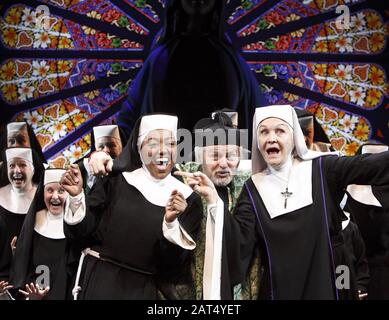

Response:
(342, 211), (351, 230)
(122, 167), (193, 207)
(346, 184), (382, 207)
(0, 183), (37, 214)
(34, 209), (65, 239)
(252, 157), (313, 219)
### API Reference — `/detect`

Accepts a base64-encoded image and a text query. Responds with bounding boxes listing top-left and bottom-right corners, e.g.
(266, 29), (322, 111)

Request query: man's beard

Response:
(212, 175), (232, 187)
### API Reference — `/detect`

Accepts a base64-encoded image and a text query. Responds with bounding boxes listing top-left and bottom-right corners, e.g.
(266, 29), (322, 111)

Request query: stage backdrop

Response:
(0, 0), (388, 167)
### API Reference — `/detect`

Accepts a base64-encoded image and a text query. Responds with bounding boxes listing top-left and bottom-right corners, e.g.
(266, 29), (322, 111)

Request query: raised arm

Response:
(324, 152), (389, 191)
(61, 164), (108, 242)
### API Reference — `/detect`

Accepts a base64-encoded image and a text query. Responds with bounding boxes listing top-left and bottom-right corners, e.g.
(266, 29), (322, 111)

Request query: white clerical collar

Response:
(346, 184), (382, 207)
(34, 209), (65, 239)
(342, 211), (351, 230)
(0, 184), (37, 214)
(252, 159), (313, 219)
(122, 167), (193, 207)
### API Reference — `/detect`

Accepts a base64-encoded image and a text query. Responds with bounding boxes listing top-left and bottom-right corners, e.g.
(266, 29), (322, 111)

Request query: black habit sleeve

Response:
(324, 152), (389, 193)
(322, 151), (389, 234)
(343, 221), (370, 294)
(64, 175), (111, 244)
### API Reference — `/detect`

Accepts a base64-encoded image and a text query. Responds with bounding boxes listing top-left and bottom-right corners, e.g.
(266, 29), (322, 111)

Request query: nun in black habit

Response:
(61, 114), (202, 299)
(0, 147), (45, 300)
(339, 211), (370, 299)
(0, 123), (45, 298)
(9, 169), (80, 300)
(0, 148), (44, 237)
(117, 0), (266, 138)
(184, 105), (389, 299)
(0, 122), (46, 181)
(0, 122), (45, 155)
(296, 108), (367, 300)
(344, 142), (389, 299)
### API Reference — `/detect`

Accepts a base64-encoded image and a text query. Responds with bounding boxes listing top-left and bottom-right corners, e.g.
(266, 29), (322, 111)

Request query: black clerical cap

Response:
(192, 112), (243, 148)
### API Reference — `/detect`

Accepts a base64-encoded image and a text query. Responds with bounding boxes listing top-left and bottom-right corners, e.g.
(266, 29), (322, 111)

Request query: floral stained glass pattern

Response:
(0, 4), (142, 51)
(0, 0), (388, 167)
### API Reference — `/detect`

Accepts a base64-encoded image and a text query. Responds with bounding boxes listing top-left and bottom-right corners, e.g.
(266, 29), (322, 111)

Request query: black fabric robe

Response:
(64, 173), (202, 299)
(0, 206), (26, 246)
(342, 220), (370, 295)
(0, 205), (27, 295)
(345, 185), (389, 299)
(26, 231), (67, 299)
(10, 223), (80, 300)
(0, 215), (12, 281)
(9, 176), (82, 300)
(221, 152), (389, 300)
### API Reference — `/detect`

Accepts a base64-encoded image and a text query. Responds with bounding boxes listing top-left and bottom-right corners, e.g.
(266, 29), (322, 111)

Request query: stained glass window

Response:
(1, 0), (388, 167)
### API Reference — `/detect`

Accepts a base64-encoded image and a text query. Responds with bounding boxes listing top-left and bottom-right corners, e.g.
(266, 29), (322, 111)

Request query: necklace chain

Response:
(269, 158), (294, 209)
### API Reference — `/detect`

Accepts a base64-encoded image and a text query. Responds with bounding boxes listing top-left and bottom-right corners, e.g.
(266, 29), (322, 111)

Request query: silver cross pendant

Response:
(281, 187), (293, 209)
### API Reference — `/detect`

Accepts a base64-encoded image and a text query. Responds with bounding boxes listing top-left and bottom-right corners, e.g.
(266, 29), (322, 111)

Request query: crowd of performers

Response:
(0, 105), (388, 300)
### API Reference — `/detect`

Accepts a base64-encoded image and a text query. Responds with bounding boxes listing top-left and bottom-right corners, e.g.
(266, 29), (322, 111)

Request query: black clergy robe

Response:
(221, 152), (389, 300)
(0, 215), (12, 281)
(0, 206), (26, 245)
(345, 185), (389, 299)
(26, 231), (68, 299)
(0, 206), (26, 280)
(342, 221), (370, 295)
(11, 229), (79, 300)
(216, 184), (255, 300)
(64, 173), (202, 299)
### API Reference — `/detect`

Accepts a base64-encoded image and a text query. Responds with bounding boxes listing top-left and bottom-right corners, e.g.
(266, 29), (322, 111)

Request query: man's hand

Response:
(19, 283), (49, 300)
(174, 171), (218, 204)
(60, 164), (83, 197)
(88, 151), (113, 176)
(165, 190), (188, 223)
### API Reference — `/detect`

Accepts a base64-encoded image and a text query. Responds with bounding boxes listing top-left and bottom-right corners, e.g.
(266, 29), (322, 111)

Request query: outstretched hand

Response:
(88, 151), (113, 177)
(19, 283), (49, 300)
(174, 171), (218, 204)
